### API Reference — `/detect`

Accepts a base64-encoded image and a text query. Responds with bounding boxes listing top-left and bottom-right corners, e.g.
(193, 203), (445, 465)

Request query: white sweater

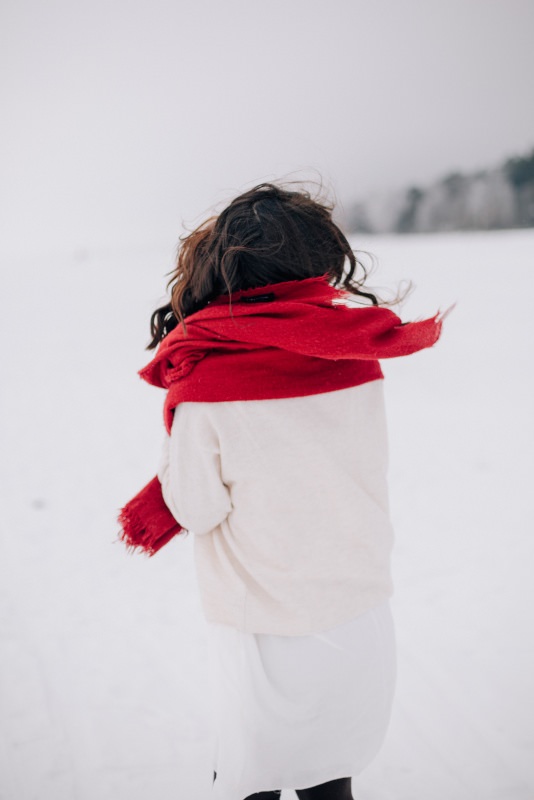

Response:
(158, 380), (394, 636)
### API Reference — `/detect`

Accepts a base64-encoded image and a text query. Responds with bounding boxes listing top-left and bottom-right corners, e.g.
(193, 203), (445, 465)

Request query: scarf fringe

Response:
(118, 476), (183, 556)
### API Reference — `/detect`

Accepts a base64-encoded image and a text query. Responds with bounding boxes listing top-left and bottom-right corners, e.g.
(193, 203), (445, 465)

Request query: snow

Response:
(1, 230), (533, 799)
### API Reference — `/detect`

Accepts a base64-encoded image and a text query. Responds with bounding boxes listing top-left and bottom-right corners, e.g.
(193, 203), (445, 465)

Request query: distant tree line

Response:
(347, 148), (534, 234)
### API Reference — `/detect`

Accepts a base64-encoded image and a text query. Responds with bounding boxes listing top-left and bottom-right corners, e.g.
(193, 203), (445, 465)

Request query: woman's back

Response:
(159, 379), (394, 635)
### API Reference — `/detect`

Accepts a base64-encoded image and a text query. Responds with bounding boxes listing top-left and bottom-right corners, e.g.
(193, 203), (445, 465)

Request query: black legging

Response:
(238, 777), (353, 799)
(214, 770), (353, 799)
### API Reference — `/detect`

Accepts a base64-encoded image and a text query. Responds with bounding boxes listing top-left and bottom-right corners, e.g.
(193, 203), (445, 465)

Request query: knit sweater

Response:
(157, 379), (393, 636)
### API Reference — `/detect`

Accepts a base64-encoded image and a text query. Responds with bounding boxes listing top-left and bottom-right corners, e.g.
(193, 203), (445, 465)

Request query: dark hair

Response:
(147, 182), (380, 349)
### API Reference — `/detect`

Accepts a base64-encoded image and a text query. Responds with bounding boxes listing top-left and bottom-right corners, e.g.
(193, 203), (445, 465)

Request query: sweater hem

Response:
(202, 588), (393, 636)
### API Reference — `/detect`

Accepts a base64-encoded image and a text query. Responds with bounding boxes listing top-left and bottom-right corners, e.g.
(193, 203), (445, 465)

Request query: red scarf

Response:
(119, 275), (442, 555)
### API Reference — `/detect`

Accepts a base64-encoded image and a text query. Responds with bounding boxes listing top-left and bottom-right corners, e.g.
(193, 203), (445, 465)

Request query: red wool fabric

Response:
(119, 275), (442, 555)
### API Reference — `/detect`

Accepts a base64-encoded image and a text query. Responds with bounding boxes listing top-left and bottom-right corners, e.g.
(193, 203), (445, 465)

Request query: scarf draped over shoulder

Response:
(119, 275), (443, 555)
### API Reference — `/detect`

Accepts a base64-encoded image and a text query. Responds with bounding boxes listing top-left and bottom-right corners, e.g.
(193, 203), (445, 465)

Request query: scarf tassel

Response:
(118, 476), (183, 556)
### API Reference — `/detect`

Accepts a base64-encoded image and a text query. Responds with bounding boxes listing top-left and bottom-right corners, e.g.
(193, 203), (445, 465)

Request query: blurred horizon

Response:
(2, 0), (534, 258)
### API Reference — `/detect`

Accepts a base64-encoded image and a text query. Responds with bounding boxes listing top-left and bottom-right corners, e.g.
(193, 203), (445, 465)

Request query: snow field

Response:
(1, 230), (533, 799)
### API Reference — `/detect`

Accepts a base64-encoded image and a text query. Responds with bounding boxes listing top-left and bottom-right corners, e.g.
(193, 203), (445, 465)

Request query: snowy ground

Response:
(1, 229), (533, 800)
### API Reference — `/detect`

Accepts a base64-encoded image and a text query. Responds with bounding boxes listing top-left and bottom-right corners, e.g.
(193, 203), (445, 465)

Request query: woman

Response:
(121, 182), (443, 799)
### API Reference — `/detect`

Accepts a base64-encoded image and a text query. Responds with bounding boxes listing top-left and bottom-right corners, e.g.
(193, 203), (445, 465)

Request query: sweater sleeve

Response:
(157, 403), (232, 535)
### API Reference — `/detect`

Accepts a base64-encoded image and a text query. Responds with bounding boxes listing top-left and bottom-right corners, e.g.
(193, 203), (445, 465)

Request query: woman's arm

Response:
(157, 403), (232, 535)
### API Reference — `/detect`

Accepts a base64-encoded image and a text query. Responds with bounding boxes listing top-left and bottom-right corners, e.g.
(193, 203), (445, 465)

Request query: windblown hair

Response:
(148, 182), (380, 349)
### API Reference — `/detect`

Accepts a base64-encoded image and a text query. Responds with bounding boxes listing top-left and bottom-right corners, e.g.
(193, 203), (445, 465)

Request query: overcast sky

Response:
(2, 0), (533, 257)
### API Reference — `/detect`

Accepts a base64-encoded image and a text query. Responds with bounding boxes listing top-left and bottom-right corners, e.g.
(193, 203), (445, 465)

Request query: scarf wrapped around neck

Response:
(118, 275), (443, 555)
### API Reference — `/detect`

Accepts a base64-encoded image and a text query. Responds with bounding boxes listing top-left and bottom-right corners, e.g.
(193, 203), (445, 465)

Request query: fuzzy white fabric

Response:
(207, 601), (396, 799)
(158, 380), (394, 636)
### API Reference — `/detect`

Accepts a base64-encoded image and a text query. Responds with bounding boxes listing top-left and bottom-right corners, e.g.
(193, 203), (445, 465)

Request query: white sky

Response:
(1, 0), (533, 257)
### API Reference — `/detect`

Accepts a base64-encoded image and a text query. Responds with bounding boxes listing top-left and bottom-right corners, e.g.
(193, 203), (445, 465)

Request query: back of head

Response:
(148, 182), (376, 348)
(205, 183), (349, 289)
